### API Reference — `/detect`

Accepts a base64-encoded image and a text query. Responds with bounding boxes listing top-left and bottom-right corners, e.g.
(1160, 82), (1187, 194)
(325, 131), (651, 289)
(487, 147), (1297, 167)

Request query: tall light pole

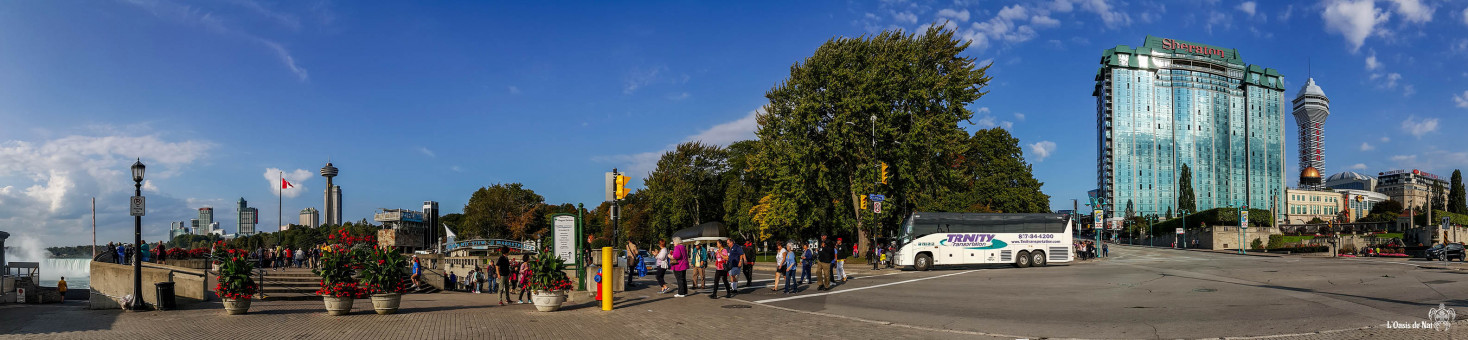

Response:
(130, 159), (146, 310)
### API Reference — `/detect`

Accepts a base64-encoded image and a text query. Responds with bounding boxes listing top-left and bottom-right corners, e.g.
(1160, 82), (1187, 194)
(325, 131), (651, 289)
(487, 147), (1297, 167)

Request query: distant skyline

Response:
(3, 0), (1467, 246)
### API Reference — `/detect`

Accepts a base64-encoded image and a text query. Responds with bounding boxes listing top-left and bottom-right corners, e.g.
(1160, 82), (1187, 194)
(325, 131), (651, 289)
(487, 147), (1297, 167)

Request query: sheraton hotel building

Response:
(1094, 36), (1287, 217)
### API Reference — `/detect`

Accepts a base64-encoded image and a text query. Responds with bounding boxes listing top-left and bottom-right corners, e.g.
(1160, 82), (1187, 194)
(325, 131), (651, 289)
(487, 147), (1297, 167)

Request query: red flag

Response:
(282, 178), (294, 189)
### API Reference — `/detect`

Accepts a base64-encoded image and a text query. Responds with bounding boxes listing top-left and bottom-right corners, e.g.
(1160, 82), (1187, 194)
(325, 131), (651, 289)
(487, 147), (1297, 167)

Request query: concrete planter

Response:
(370, 293), (401, 315)
(323, 296), (354, 316)
(222, 298), (251, 315)
(531, 290), (566, 312)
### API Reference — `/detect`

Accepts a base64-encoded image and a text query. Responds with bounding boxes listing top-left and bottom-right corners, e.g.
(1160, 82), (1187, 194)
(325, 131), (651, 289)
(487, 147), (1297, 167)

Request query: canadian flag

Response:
(282, 178), (294, 189)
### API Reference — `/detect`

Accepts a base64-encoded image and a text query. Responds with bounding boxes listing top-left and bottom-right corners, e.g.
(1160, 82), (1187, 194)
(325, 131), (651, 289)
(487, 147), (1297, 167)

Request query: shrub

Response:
(1250, 238), (1264, 251)
(527, 252), (573, 292)
(1267, 235), (1285, 249)
(212, 241), (258, 300)
(313, 228), (374, 298)
(359, 245), (410, 295)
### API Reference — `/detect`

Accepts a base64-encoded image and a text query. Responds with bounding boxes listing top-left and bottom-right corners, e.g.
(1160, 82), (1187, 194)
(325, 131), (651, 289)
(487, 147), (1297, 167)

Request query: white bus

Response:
(894, 212), (1074, 271)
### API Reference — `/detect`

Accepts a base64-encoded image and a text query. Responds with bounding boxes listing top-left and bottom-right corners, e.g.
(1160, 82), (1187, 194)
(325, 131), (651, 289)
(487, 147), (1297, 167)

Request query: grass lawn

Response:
(1278, 235), (1315, 244)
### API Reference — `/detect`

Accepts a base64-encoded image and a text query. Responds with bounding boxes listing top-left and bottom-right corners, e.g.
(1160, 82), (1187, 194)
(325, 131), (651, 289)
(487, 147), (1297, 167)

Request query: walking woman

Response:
(624, 241), (640, 288)
(517, 254), (532, 304)
(782, 242), (798, 293)
(771, 243), (787, 291)
(693, 244), (707, 290)
(670, 237), (689, 297)
(655, 240), (670, 294)
(708, 241), (732, 299)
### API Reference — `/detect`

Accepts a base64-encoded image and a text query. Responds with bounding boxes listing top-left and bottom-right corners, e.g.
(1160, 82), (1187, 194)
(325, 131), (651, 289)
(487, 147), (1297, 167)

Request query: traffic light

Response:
(880, 162), (889, 184)
(860, 195), (869, 210)
(614, 174), (631, 200)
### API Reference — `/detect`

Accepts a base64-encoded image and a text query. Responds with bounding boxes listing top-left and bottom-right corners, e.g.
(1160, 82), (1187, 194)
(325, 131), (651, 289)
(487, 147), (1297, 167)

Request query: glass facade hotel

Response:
(1094, 36), (1287, 217)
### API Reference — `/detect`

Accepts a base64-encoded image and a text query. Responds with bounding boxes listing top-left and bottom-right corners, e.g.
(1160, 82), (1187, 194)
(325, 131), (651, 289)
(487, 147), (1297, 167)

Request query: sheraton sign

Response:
(1160, 39), (1225, 58)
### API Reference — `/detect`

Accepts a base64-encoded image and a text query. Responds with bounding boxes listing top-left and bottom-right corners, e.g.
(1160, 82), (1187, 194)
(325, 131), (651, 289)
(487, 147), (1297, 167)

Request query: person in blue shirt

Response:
(782, 242), (798, 294)
(726, 239), (744, 292)
(410, 256), (423, 289)
(800, 243), (815, 285)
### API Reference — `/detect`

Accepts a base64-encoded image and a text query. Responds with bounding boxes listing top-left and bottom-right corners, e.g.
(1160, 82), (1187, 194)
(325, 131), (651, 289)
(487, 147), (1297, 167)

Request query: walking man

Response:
(727, 239), (744, 292)
(495, 247), (513, 306)
(817, 235), (834, 291)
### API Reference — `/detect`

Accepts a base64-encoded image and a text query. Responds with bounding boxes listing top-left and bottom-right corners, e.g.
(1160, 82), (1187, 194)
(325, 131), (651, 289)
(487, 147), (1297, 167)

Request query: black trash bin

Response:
(155, 282), (177, 311)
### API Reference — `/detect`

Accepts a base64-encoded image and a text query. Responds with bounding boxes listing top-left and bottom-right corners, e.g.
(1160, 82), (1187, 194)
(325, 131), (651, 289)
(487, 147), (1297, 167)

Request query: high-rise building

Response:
(189, 218), (201, 235)
(332, 186), (343, 225)
(423, 201), (440, 249)
(237, 198), (258, 236)
(1292, 78), (1330, 189)
(198, 207), (214, 228)
(321, 162), (340, 225)
(300, 207), (320, 228)
(1094, 36), (1287, 216)
(1377, 169), (1448, 210)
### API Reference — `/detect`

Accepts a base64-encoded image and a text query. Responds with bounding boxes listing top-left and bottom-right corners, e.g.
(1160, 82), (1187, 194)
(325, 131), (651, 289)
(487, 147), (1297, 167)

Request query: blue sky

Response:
(3, 0), (1467, 247)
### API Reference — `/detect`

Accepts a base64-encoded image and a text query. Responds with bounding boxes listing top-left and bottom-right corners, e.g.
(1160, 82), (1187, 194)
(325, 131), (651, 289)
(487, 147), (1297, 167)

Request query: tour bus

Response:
(894, 212), (1073, 271)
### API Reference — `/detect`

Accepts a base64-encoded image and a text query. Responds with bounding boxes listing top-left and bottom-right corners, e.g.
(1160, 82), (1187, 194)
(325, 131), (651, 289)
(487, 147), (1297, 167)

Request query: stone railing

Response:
(89, 261), (210, 310)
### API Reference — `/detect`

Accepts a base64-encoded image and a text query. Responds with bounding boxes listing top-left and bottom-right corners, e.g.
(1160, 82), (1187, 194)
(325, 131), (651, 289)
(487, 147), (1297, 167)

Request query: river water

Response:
(37, 258), (91, 288)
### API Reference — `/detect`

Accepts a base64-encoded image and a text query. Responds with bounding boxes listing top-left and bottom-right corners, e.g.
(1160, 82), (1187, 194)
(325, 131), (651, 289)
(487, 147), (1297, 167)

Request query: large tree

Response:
(1451, 170), (1466, 214)
(939, 128), (1051, 213)
(1178, 164), (1197, 213)
(461, 183), (545, 239)
(644, 141), (729, 240)
(754, 26), (991, 254)
(722, 140), (769, 241)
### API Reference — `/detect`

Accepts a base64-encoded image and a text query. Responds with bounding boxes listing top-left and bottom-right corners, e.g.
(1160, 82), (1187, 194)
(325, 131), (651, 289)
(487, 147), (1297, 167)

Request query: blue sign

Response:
(868, 194), (885, 202)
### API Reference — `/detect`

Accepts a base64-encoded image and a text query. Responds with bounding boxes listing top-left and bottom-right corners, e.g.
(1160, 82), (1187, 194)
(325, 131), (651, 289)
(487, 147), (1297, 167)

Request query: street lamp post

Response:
(130, 159), (145, 310)
(1179, 209), (1188, 249)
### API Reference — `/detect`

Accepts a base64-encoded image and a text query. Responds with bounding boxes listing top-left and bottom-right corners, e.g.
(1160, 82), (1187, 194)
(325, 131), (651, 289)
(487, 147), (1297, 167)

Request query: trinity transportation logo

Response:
(938, 234), (1008, 250)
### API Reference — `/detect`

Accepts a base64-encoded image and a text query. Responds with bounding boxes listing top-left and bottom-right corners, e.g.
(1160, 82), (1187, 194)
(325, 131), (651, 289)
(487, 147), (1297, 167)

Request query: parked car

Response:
(1425, 243), (1465, 261)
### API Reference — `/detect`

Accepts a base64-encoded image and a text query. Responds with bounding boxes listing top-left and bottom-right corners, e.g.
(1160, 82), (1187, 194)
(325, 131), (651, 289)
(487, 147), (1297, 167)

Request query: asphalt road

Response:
(718, 245), (1468, 339)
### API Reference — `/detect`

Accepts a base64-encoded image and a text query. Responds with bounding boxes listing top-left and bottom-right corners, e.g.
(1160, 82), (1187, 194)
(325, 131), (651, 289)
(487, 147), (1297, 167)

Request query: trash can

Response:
(154, 282), (176, 311)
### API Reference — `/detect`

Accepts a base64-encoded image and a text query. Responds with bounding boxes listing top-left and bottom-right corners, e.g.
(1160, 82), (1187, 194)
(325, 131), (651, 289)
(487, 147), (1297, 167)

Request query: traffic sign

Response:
(1444, 217), (1452, 230)
(873, 201), (882, 213)
(868, 194), (885, 202)
(129, 196), (146, 217)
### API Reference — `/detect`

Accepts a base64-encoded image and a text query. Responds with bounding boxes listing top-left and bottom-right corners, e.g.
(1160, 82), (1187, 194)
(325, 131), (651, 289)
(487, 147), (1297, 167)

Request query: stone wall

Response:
(89, 261), (210, 310)
(1191, 225), (1278, 251)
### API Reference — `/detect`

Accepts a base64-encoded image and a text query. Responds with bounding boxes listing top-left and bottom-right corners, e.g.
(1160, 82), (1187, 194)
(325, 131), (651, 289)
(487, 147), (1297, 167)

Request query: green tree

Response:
(754, 26), (991, 253)
(1451, 170), (1466, 214)
(722, 140), (770, 240)
(1178, 164), (1197, 213)
(644, 141), (729, 240)
(1434, 180), (1448, 212)
(940, 128), (1051, 213)
(461, 183), (545, 239)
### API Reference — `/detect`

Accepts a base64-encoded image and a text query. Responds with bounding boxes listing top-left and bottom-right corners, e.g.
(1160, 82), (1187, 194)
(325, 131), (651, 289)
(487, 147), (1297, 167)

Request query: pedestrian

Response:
(495, 247), (513, 306)
(782, 243), (798, 294)
(708, 241), (733, 299)
(295, 248), (304, 268)
(410, 255), (423, 289)
(517, 254), (532, 304)
(485, 259), (498, 293)
(156, 242), (167, 265)
(887, 244), (895, 268)
(772, 243), (787, 292)
(800, 243), (815, 285)
(873, 243), (881, 270)
(670, 237), (688, 297)
(58, 276), (68, 298)
(742, 241), (754, 287)
(834, 238), (847, 282)
(727, 239), (744, 292)
(624, 241), (640, 288)
(693, 244), (707, 290)
(115, 243), (125, 265)
(140, 241), (151, 263)
(468, 266), (480, 293)
(817, 235), (834, 291)
(284, 247), (294, 268)
(1103, 242), (1109, 257)
(448, 270), (458, 291)
(655, 240), (671, 294)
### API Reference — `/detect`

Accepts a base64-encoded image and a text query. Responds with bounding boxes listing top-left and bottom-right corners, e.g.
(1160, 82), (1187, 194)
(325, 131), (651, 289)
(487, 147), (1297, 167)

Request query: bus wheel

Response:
(1015, 251), (1031, 268)
(915, 254), (933, 271)
(1031, 251), (1047, 267)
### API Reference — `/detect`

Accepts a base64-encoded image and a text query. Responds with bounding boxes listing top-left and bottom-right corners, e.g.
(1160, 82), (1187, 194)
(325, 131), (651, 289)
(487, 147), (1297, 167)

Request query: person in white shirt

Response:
(655, 240), (671, 294)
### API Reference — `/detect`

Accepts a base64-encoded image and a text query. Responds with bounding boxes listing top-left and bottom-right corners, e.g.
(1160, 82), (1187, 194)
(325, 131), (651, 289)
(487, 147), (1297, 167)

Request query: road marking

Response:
(751, 270), (980, 304)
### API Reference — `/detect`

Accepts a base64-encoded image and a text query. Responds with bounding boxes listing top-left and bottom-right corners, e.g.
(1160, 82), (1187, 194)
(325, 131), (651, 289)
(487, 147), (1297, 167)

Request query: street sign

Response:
(1444, 217), (1452, 230)
(868, 194), (885, 202)
(1239, 209), (1248, 228)
(129, 196), (146, 217)
(1176, 228), (1184, 235)
(873, 201), (882, 213)
(553, 215), (576, 264)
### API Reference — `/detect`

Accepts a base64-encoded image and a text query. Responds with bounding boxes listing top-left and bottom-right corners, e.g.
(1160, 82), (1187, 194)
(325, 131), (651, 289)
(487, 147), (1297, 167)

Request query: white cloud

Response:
(1453, 90), (1468, 108)
(1279, 4), (1295, 21)
(418, 147), (435, 158)
(1463, 7), (1468, 26)
(936, 8), (970, 22)
(1365, 52), (1381, 70)
(1322, 0), (1390, 52)
(508, 86), (521, 94)
(624, 65), (677, 94)
(894, 11), (918, 24)
(124, 0), (310, 81)
(1079, 0), (1131, 28)
(1014, 113), (1026, 121)
(1237, 1), (1257, 16)
(1381, 136), (1391, 143)
(1401, 116), (1439, 137)
(1360, 142), (1375, 151)
(596, 109), (760, 183)
(1206, 11), (1232, 33)
(1389, 0), (1433, 24)
(1350, 163), (1368, 170)
(1028, 141), (1057, 161)
(263, 168), (312, 198)
(449, 166), (464, 173)
(1030, 15), (1061, 27)
(0, 134), (213, 246)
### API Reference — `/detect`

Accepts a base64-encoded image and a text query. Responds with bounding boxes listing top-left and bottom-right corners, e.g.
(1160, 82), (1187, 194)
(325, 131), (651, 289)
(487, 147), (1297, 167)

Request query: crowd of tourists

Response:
(1074, 240), (1105, 259)
(251, 245), (323, 270)
(445, 247), (538, 305)
(103, 241), (171, 265)
(616, 234), (857, 298)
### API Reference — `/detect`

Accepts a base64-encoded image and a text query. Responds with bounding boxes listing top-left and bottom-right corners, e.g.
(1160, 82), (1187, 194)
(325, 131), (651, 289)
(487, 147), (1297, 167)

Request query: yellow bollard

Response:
(601, 246), (613, 311)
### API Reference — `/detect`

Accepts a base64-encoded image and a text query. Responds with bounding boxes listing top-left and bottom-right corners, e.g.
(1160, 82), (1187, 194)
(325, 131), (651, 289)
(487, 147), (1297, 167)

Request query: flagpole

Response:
(279, 171), (284, 233)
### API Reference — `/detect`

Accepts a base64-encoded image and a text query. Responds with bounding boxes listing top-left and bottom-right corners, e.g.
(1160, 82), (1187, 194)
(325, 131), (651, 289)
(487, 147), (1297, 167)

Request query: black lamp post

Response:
(130, 158), (145, 310)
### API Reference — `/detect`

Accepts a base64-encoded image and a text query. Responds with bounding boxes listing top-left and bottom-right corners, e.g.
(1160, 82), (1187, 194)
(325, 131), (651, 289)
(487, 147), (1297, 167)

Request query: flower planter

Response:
(531, 290), (567, 312)
(323, 296), (354, 316)
(370, 293), (401, 315)
(222, 298), (252, 315)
